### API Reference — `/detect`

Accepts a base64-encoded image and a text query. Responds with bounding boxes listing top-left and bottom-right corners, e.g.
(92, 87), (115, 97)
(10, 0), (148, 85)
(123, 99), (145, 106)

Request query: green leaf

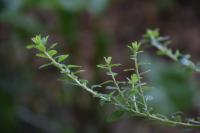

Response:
(49, 43), (58, 49)
(58, 55), (69, 62)
(36, 53), (48, 58)
(110, 64), (121, 67)
(146, 29), (159, 38)
(128, 41), (141, 52)
(41, 36), (49, 45)
(80, 79), (88, 86)
(156, 50), (166, 56)
(141, 86), (151, 92)
(74, 70), (85, 74)
(97, 64), (107, 69)
(107, 110), (124, 122)
(32, 35), (41, 44)
(104, 57), (112, 64)
(175, 50), (180, 58)
(131, 74), (139, 83)
(67, 65), (82, 68)
(36, 44), (46, 52)
(99, 80), (114, 86)
(106, 72), (118, 76)
(39, 63), (52, 69)
(91, 80), (114, 89)
(48, 50), (57, 56)
(26, 44), (35, 49)
(173, 115), (182, 122)
(91, 84), (102, 89)
(123, 68), (135, 72)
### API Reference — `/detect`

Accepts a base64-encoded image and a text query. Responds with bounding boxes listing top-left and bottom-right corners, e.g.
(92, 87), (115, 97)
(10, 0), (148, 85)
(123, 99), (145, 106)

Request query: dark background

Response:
(0, 0), (200, 133)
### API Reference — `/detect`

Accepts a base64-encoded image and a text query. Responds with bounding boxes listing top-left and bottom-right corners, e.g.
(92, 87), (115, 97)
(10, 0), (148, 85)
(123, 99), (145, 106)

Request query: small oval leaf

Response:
(58, 55), (69, 62)
(48, 50), (57, 56)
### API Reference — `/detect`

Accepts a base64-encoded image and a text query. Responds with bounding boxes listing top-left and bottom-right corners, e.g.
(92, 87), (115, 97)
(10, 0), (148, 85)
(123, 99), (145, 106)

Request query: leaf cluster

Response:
(143, 29), (200, 72)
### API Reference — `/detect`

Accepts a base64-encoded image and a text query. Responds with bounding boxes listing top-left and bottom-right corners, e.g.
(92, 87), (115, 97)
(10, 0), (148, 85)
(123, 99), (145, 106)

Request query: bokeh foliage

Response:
(0, 0), (200, 133)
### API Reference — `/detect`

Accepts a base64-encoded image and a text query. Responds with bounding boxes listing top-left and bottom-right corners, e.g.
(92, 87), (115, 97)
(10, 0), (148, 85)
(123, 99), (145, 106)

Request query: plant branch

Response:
(27, 35), (200, 129)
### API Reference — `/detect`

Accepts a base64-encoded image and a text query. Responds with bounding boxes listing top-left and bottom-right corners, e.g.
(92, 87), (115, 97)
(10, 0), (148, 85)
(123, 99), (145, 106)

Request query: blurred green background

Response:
(0, 0), (200, 133)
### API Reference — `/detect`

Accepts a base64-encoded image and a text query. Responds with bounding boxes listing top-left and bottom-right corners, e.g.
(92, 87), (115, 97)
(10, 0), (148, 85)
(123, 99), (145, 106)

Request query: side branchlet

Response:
(143, 29), (200, 72)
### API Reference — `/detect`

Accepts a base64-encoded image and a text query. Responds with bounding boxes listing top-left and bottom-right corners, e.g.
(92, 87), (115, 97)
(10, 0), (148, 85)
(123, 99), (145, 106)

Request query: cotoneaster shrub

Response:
(27, 29), (200, 128)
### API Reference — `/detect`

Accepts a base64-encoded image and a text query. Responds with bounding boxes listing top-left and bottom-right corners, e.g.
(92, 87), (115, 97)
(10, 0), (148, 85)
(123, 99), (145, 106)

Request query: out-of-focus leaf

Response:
(107, 110), (124, 122)
(58, 54), (69, 62)
(48, 50), (57, 56)
(36, 53), (47, 58)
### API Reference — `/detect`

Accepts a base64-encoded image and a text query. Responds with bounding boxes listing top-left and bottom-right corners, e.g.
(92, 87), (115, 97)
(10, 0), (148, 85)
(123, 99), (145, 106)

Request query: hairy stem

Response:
(44, 51), (108, 101)
(108, 67), (131, 108)
(134, 52), (148, 113)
